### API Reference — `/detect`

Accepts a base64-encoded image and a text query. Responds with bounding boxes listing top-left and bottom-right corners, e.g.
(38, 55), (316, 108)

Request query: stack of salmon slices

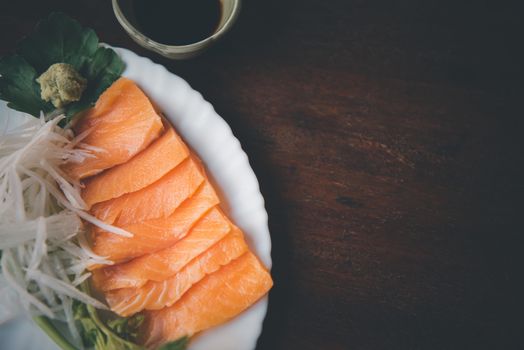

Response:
(65, 77), (272, 348)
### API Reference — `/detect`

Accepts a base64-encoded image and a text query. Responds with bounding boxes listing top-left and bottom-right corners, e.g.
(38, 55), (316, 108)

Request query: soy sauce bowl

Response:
(112, 0), (241, 59)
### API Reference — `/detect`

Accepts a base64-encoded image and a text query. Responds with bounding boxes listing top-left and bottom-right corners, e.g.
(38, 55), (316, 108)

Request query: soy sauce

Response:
(132, 0), (222, 46)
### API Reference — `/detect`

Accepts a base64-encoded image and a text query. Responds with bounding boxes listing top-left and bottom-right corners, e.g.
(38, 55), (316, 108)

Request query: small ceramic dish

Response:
(112, 0), (242, 59)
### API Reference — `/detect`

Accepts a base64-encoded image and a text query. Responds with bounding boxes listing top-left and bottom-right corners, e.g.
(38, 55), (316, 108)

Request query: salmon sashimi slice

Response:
(90, 157), (205, 226)
(92, 207), (232, 291)
(81, 127), (189, 209)
(140, 252), (273, 348)
(105, 227), (249, 316)
(89, 181), (220, 265)
(64, 78), (164, 180)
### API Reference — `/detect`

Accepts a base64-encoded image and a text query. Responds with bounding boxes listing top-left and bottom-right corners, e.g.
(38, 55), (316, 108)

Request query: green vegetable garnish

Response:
(74, 300), (143, 350)
(107, 314), (145, 342)
(34, 316), (77, 350)
(157, 337), (190, 350)
(66, 282), (189, 350)
(0, 55), (50, 116)
(73, 300), (189, 350)
(0, 12), (124, 121)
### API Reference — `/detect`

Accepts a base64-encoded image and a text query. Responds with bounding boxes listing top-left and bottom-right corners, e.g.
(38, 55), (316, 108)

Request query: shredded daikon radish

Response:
(20, 166), (132, 237)
(0, 113), (130, 339)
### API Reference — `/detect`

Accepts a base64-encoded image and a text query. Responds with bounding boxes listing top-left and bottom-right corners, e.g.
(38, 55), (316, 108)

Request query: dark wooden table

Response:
(2, 1), (523, 349)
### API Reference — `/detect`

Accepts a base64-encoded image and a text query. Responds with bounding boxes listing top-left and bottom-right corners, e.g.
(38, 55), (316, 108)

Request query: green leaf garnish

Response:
(107, 313), (145, 342)
(0, 55), (53, 116)
(16, 13), (99, 74)
(70, 282), (189, 350)
(157, 337), (190, 350)
(0, 12), (124, 121)
(74, 300), (144, 350)
(73, 300), (189, 350)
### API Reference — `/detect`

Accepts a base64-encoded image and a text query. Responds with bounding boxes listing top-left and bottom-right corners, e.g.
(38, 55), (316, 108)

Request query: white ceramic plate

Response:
(0, 46), (272, 350)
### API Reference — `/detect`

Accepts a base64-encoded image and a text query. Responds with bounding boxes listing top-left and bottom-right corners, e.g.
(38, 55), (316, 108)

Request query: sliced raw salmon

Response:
(75, 77), (273, 344)
(89, 181), (220, 265)
(64, 78), (164, 180)
(90, 157), (205, 226)
(81, 127), (189, 209)
(105, 227), (248, 316)
(92, 207), (231, 291)
(140, 252), (273, 348)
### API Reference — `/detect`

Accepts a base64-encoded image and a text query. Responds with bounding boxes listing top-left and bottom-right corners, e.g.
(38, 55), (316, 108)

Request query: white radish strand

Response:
(27, 270), (108, 310)
(1, 251), (54, 318)
(20, 165), (132, 237)
(0, 113), (129, 334)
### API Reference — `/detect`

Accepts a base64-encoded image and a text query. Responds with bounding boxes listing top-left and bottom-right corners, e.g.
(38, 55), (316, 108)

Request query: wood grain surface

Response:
(1, 1), (523, 349)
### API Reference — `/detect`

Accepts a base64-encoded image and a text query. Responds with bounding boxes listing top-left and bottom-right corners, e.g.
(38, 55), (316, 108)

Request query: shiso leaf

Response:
(17, 12), (99, 74)
(0, 12), (125, 121)
(65, 46), (125, 118)
(0, 55), (53, 116)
